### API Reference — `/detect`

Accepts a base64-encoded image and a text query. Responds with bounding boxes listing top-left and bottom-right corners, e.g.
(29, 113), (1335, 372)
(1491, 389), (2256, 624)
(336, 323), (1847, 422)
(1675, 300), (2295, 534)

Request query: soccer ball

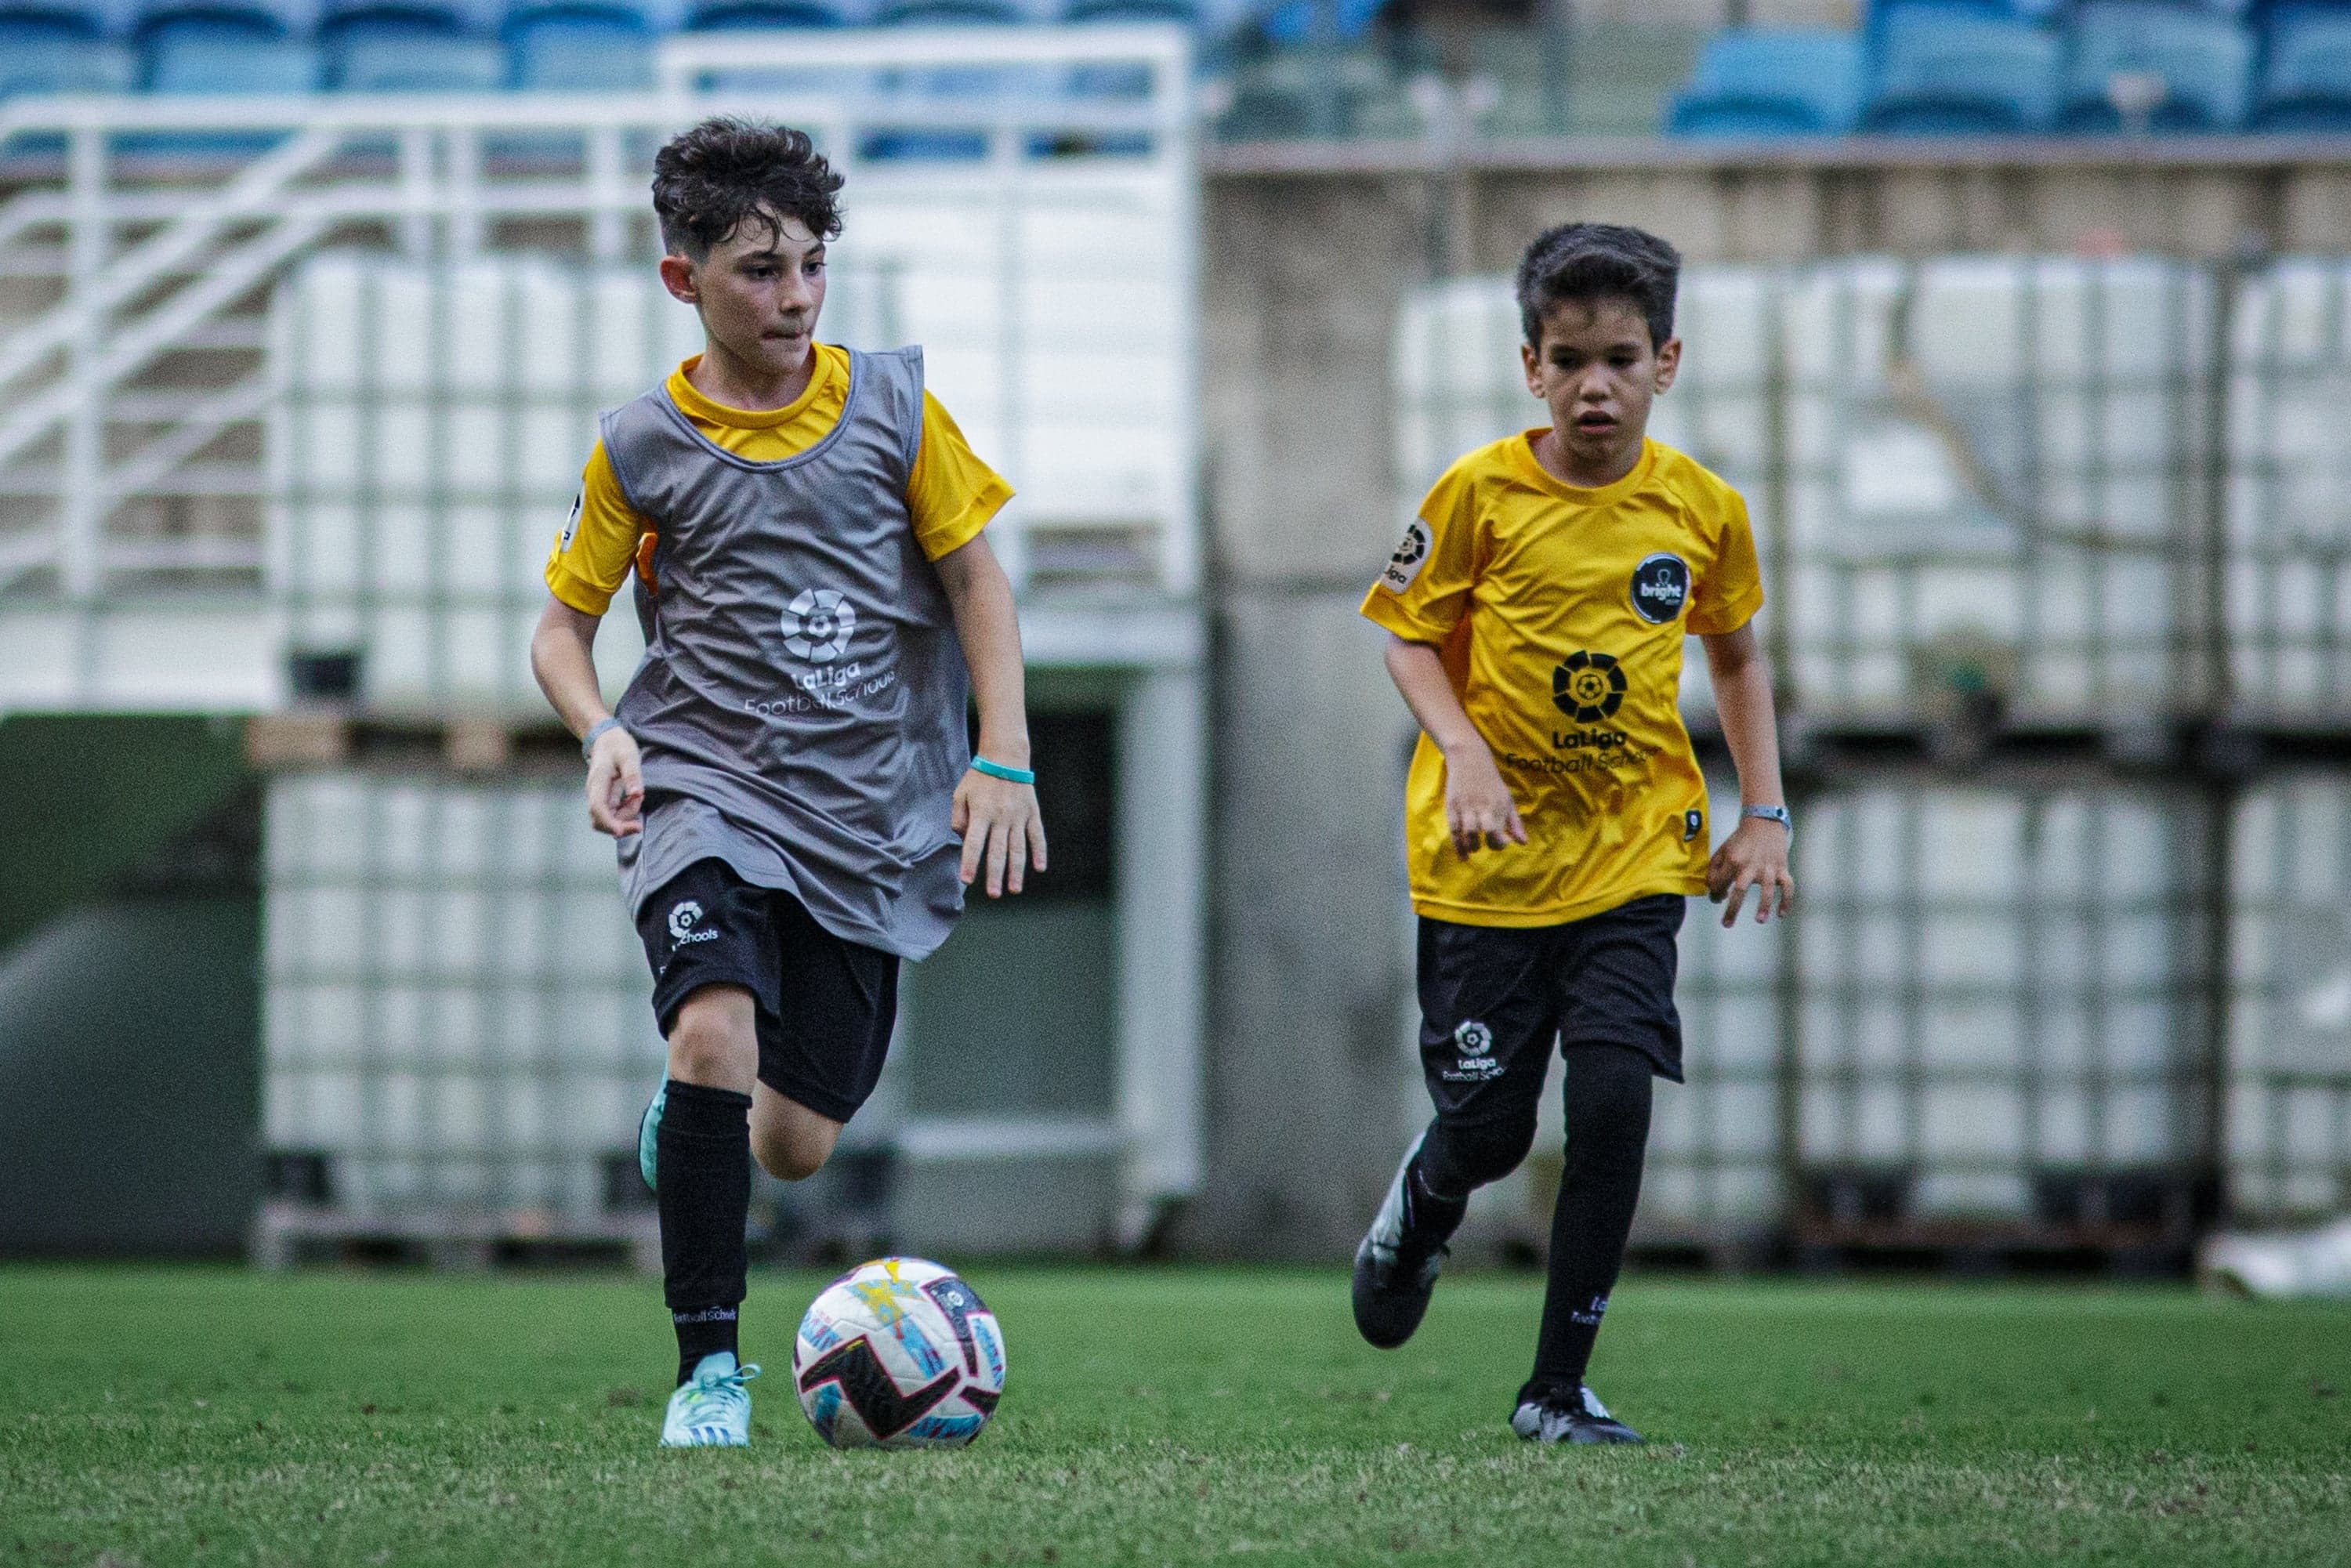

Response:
(792, 1257), (1006, 1449)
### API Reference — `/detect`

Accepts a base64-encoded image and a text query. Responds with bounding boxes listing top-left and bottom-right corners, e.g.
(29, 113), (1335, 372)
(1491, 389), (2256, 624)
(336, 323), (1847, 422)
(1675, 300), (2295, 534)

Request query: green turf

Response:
(3, 1266), (2347, 1566)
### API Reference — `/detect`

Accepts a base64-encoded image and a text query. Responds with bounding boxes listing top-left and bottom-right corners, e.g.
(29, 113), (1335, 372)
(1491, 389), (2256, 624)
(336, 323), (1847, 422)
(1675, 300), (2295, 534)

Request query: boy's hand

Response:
(953, 769), (1047, 898)
(1444, 744), (1527, 859)
(585, 726), (644, 838)
(1707, 817), (1793, 927)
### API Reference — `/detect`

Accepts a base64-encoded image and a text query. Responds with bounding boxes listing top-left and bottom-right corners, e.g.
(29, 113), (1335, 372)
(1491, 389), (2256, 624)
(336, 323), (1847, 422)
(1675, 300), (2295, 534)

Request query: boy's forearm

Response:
(1707, 637), (1786, 809)
(531, 599), (614, 739)
(938, 539), (1031, 768)
(1384, 635), (1491, 759)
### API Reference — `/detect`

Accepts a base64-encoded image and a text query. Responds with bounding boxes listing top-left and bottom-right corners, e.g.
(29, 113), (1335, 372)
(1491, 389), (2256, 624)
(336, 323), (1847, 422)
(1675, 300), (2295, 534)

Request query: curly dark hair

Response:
(1514, 223), (1681, 349)
(651, 118), (846, 261)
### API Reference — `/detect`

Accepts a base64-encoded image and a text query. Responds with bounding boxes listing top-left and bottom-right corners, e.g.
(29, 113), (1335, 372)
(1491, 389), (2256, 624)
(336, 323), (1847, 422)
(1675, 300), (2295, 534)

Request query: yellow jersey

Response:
(545, 346), (1013, 616)
(1360, 432), (1764, 929)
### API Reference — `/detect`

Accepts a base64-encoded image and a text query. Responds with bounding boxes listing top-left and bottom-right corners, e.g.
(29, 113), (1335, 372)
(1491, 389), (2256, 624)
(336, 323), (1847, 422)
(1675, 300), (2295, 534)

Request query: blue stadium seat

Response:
(139, 9), (319, 92)
(875, 0), (1024, 21)
(333, 33), (505, 87)
(1861, 9), (2061, 131)
(684, 0), (846, 25)
(506, 2), (653, 90)
(318, 2), (505, 91)
(2057, 2), (2255, 130)
(1064, 0), (1200, 21)
(1665, 27), (1864, 136)
(0, 6), (133, 97)
(2254, 9), (2351, 128)
(1254, 0), (1382, 45)
(132, 0), (300, 40)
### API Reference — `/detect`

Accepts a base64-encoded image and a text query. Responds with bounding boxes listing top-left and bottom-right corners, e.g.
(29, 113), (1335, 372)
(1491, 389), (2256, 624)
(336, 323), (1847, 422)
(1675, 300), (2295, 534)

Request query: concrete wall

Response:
(1185, 143), (2351, 1258)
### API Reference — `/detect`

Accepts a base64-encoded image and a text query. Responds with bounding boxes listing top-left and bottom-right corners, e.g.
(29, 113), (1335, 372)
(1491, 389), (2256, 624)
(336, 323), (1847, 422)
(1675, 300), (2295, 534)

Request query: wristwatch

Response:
(582, 716), (625, 762)
(1741, 803), (1793, 841)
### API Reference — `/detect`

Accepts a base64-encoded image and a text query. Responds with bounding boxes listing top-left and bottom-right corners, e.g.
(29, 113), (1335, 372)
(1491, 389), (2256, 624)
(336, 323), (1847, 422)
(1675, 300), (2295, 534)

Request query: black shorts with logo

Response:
(1417, 893), (1686, 1126)
(634, 857), (900, 1124)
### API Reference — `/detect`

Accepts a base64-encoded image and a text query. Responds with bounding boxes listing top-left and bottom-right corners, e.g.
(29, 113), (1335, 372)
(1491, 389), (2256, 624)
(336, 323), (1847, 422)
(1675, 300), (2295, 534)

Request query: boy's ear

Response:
(1520, 339), (1544, 399)
(1653, 335), (1682, 394)
(657, 252), (700, 307)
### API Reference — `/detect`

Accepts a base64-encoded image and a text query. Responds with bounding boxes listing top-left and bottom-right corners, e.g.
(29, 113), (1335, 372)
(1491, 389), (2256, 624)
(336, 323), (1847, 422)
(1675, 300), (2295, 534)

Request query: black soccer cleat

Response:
(1511, 1385), (1644, 1446)
(1351, 1140), (1449, 1349)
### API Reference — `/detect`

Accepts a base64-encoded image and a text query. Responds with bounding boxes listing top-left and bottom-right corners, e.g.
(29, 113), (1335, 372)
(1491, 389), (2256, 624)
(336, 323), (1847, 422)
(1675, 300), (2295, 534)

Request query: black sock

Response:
(657, 1077), (752, 1385)
(1404, 1146), (1469, 1248)
(1524, 1045), (1654, 1403)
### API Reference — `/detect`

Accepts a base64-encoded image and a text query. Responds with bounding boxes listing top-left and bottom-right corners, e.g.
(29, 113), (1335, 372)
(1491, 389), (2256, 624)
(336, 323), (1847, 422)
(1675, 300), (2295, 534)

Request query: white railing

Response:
(0, 24), (1197, 607)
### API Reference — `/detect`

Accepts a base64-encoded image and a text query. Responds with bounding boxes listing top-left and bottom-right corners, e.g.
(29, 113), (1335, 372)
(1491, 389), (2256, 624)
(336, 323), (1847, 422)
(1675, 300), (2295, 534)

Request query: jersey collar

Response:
(666, 346), (843, 430)
(1508, 429), (1657, 508)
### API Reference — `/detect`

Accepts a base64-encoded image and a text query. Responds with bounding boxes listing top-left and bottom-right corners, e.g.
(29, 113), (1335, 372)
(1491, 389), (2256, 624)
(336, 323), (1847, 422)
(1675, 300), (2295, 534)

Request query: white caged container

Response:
(2225, 772), (2351, 1219)
(2224, 259), (2351, 721)
(1795, 779), (2211, 1220)
(1392, 258), (2215, 730)
(262, 771), (660, 1219)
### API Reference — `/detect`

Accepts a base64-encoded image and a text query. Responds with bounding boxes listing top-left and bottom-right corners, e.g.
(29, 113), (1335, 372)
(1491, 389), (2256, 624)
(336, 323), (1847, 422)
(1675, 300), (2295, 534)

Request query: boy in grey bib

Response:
(531, 118), (1046, 1450)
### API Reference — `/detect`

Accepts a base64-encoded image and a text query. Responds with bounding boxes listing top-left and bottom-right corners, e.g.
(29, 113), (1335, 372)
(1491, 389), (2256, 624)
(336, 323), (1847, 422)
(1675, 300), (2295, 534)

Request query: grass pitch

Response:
(3, 1266), (2346, 1566)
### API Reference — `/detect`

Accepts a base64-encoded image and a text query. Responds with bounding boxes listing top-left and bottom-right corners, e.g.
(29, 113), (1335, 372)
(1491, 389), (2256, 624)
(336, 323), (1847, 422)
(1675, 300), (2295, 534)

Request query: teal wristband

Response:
(969, 757), (1035, 786)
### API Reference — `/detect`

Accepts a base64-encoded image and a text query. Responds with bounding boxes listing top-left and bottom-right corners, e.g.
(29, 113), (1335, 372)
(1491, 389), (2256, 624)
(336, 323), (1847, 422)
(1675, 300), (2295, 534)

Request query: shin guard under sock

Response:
(657, 1077), (752, 1385)
(1527, 1045), (1654, 1398)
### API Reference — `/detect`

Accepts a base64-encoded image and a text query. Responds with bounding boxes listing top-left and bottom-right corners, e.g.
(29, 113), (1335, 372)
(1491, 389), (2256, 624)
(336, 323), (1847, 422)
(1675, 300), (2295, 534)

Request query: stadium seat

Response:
(505, 2), (653, 91)
(875, 0), (1026, 22)
(317, 3), (506, 91)
(139, 9), (319, 92)
(2056, 2), (2255, 130)
(1665, 27), (1864, 136)
(1861, 9), (2062, 132)
(0, 6), (133, 97)
(684, 0), (848, 26)
(1253, 0), (1383, 45)
(2253, 9), (2351, 129)
(1064, 0), (1201, 22)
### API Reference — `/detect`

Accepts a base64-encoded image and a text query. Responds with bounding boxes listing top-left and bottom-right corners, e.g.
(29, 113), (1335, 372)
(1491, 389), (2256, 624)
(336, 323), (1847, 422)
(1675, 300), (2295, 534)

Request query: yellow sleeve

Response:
(543, 442), (652, 617)
(908, 390), (1013, 562)
(1360, 462), (1480, 644)
(1686, 487), (1764, 636)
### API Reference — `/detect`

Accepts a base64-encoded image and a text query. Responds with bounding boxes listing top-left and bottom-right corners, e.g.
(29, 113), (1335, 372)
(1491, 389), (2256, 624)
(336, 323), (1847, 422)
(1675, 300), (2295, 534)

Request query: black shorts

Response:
(634, 858), (900, 1124)
(1417, 893), (1686, 1126)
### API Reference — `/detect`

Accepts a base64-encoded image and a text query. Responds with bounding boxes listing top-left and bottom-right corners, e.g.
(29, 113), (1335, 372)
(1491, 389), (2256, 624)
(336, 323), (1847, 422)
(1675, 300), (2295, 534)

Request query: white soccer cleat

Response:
(660, 1352), (760, 1448)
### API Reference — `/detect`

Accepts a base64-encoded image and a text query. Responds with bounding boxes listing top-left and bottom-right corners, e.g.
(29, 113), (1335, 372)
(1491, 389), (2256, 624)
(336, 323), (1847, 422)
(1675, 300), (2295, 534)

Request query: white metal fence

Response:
(0, 24), (1195, 668)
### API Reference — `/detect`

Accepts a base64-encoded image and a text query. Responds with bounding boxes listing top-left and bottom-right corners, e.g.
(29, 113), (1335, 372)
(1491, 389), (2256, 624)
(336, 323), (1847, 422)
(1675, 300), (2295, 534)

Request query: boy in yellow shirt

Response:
(1353, 223), (1794, 1445)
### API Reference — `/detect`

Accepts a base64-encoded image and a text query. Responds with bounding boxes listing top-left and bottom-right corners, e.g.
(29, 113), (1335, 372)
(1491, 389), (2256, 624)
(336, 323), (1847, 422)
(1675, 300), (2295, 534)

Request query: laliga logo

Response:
(781, 588), (857, 664)
(668, 899), (719, 944)
(1455, 1020), (1494, 1057)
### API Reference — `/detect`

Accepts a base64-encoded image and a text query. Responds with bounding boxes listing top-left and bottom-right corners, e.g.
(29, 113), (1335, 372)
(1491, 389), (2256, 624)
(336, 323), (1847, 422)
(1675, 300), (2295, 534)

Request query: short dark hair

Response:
(651, 118), (846, 261)
(1514, 223), (1681, 350)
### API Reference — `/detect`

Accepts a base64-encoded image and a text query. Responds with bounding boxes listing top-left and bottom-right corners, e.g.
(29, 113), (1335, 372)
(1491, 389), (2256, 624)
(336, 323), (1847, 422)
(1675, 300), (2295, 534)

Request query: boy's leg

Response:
(749, 1085), (844, 1182)
(1514, 893), (1683, 1444)
(1354, 918), (1559, 1349)
(744, 886), (899, 1181)
(632, 859), (784, 1446)
(659, 984), (758, 1384)
(1523, 1041), (1653, 1400)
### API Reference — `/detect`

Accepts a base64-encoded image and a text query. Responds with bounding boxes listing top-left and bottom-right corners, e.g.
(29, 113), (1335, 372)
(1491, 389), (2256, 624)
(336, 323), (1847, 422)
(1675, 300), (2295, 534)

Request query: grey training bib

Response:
(604, 346), (971, 959)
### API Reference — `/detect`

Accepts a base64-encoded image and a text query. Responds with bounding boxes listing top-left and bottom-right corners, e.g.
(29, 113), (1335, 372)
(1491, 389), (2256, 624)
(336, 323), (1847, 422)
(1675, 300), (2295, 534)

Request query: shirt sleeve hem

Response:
(1687, 584), (1764, 638)
(1359, 588), (1456, 645)
(916, 475), (1014, 562)
(545, 563), (617, 617)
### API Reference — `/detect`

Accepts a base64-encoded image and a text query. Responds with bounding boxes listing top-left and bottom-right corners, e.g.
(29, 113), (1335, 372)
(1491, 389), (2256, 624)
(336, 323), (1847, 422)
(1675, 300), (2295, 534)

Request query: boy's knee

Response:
(666, 994), (755, 1091)
(1428, 1112), (1539, 1193)
(1563, 1043), (1656, 1145)
(753, 1123), (838, 1182)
